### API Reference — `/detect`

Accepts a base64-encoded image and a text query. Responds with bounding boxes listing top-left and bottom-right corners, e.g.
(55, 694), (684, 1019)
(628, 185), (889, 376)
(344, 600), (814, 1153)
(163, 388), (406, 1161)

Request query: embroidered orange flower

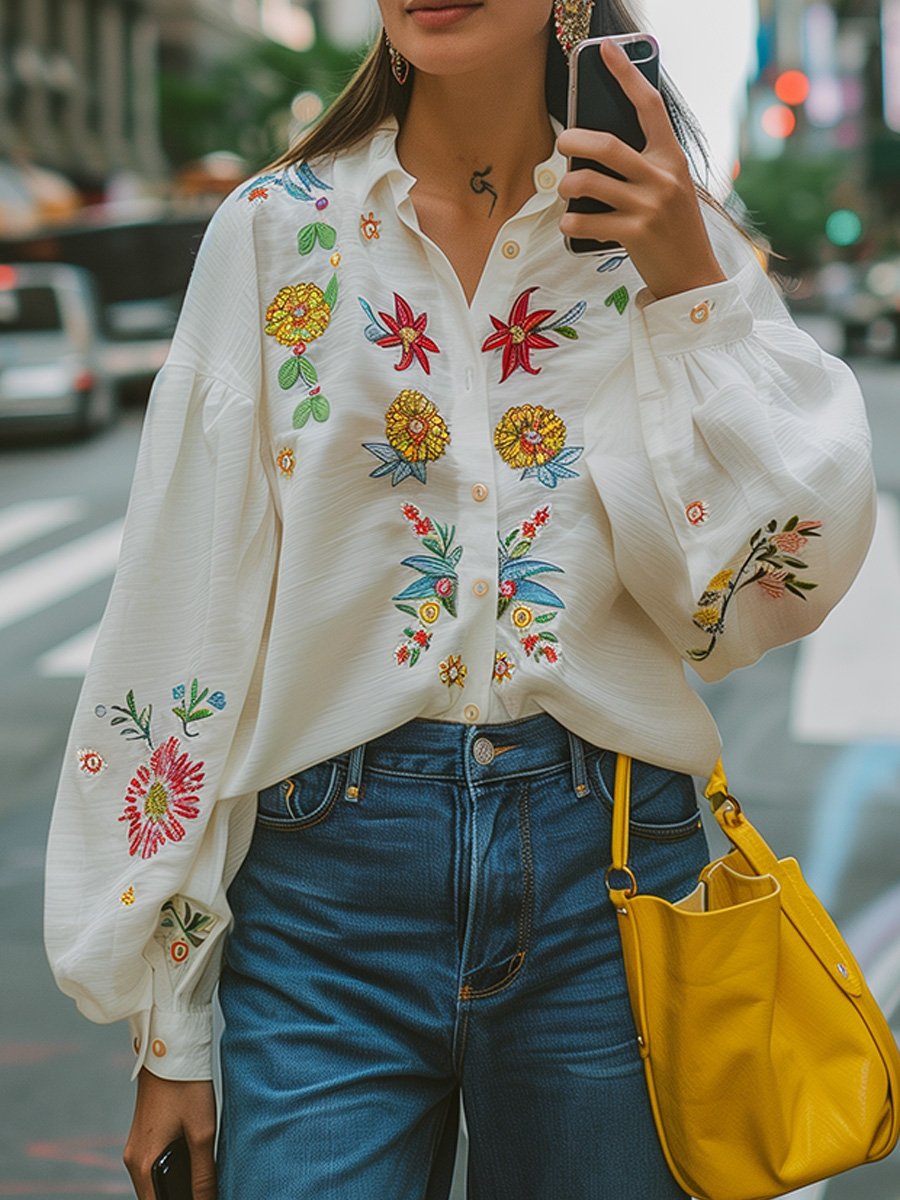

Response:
(770, 521), (823, 554)
(360, 212), (381, 240)
(77, 747), (106, 776)
(385, 390), (450, 463)
(119, 737), (205, 860)
(494, 404), (567, 470)
(439, 655), (467, 689)
(275, 447), (296, 477)
(265, 282), (332, 346)
(685, 500), (709, 526)
(493, 651), (515, 684)
(120, 886), (136, 907)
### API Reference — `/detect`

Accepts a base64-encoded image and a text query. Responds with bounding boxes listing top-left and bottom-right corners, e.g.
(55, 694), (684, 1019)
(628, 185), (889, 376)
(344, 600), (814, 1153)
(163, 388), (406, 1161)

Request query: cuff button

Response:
(133, 1037), (141, 1054)
(151, 1039), (167, 1058)
(690, 301), (713, 325)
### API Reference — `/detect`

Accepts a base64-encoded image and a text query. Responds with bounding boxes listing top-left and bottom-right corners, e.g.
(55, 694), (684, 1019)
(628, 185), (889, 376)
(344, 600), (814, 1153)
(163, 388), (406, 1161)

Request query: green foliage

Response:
(159, 34), (362, 168)
(733, 155), (849, 269)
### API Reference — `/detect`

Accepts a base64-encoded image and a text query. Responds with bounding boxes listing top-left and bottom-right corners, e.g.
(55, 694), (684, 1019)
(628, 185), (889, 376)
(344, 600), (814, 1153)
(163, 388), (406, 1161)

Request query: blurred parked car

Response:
(0, 261), (117, 438)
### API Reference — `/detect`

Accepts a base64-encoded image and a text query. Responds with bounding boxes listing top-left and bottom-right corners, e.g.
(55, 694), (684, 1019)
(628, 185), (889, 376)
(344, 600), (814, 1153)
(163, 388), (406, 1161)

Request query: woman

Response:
(45, 1), (876, 1197)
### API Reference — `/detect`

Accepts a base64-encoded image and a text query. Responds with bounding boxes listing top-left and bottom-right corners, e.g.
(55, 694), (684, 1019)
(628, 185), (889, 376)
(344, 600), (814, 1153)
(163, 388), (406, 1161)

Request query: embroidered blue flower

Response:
(209, 692), (227, 710)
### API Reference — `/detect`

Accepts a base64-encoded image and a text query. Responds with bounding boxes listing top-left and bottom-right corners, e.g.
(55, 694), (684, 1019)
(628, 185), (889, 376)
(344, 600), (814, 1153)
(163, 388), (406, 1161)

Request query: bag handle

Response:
(608, 753), (771, 894)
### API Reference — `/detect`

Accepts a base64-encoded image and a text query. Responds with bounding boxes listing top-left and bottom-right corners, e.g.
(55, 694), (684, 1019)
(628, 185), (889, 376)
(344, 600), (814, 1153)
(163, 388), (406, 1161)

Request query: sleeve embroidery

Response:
(688, 517), (823, 662)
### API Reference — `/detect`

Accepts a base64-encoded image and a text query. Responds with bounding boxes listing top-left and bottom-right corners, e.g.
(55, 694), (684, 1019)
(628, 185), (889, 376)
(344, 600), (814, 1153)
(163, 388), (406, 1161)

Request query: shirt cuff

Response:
(635, 263), (755, 356)
(129, 1006), (214, 1081)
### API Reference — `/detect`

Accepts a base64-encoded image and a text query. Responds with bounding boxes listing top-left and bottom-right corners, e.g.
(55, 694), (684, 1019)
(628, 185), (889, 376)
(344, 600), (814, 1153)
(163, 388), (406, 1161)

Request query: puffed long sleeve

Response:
(585, 208), (877, 683)
(44, 199), (279, 1080)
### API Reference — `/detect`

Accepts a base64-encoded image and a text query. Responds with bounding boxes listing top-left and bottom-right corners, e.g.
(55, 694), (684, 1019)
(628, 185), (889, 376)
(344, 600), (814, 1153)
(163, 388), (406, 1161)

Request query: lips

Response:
(406, 2), (481, 10)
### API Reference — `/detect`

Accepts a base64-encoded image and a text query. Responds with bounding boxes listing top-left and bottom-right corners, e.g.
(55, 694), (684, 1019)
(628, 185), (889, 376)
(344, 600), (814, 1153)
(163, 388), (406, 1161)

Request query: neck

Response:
(396, 45), (557, 223)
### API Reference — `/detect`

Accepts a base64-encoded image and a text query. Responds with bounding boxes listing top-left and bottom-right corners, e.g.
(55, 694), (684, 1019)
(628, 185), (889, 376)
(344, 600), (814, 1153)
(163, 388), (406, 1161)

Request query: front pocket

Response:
(589, 751), (702, 842)
(256, 758), (346, 830)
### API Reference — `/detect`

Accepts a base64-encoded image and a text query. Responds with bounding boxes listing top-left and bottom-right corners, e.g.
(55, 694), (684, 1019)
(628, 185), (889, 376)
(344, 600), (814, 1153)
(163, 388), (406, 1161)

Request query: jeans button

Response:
(473, 736), (495, 765)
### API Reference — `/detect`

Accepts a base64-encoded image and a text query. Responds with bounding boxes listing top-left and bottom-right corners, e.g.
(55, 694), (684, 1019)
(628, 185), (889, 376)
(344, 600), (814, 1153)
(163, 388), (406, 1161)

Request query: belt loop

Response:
(567, 730), (589, 798)
(345, 742), (365, 803)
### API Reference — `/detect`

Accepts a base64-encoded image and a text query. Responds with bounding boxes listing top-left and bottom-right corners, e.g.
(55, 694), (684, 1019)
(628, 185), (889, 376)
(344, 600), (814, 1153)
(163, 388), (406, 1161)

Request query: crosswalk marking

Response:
(0, 498), (85, 558)
(37, 622), (100, 678)
(791, 492), (900, 743)
(0, 520), (124, 633)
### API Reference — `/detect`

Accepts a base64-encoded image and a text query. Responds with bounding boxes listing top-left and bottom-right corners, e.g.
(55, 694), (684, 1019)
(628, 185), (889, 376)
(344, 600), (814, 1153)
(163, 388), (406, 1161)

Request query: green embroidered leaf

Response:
(780, 556), (809, 569)
(767, 519), (778, 532)
(784, 515), (800, 532)
(553, 326), (579, 339)
(790, 580), (818, 591)
(316, 222), (337, 250)
(535, 612), (556, 624)
(504, 529), (520, 548)
(189, 708), (214, 722)
(604, 286), (630, 315)
(297, 223), (317, 255)
(510, 541), (531, 559)
(410, 645), (421, 667)
(448, 546), (463, 568)
(396, 604), (419, 617)
(421, 537), (444, 555)
(310, 394), (331, 422)
(324, 273), (339, 311)
(443, 592), (458, 619)
(497, 598), (511, 620)
(539, 632), (559, 643)
(279, 358), (302, 389)
(172, 706), (188, 722)
(298, 357), (318, 386)
(403, 627), (416, 639)
(292, 398), (313, 428)
(110, 716), (127, 726)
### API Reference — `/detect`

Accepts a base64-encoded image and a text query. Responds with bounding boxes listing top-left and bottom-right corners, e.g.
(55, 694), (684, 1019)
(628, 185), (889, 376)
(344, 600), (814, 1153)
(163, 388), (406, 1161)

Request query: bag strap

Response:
(609, 753), (781, 886)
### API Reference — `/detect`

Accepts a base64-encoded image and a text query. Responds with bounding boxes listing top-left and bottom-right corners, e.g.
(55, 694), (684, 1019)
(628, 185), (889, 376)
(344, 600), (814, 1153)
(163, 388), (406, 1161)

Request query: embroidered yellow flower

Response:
(360, 211), (381, 240)
(692, 606), (723, 632)
(120, 885), (136, 907)
(704, 569), (734, 593)
(493, 651), (515, 684)
(275, 447), (296, 477)
(439, 655), (467, 689)
(511, 604), (534, 630)
(494, 404), (567, 470)
(419, 601), (441, 625)
(385, 390), (450, 463)
(265, 283), (332, 346)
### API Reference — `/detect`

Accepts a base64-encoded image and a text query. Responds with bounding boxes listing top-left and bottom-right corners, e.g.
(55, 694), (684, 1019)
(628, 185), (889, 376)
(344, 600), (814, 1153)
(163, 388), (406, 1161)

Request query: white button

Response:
(537, 168), (557, 191)
(472, 579), (490, 597)
(463, 704), (480, 723)
(471, 483), (489, 503)
(501, 240), (520, 260)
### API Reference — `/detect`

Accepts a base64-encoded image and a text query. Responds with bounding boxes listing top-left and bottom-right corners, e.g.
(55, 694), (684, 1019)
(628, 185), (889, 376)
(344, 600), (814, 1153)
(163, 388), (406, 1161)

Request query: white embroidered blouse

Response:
(44, 122), (876, 1081)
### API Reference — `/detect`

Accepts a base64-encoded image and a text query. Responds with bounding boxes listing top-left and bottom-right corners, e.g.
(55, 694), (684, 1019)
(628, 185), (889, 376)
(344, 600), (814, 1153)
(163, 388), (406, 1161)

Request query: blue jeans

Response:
(217, 713), (708, 1199)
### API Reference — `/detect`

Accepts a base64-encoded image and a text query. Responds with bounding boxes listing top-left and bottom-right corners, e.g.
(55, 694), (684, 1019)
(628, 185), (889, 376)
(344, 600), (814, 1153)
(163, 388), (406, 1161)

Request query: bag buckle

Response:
(604, 863), (638, 898)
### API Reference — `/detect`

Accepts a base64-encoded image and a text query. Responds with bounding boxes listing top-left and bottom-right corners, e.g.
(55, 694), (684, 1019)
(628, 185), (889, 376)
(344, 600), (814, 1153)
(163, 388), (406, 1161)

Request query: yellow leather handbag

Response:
(607, 755), (900, 1200)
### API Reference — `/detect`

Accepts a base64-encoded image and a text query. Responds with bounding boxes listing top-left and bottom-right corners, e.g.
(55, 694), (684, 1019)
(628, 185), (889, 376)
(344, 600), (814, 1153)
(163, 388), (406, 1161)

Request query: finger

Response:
(599, 38), (672, 146)
(558, 168), (634, 211)
(186, 1125), (218, 1200)
(559, 209), (631, 244)
(556, 129), (649, 181)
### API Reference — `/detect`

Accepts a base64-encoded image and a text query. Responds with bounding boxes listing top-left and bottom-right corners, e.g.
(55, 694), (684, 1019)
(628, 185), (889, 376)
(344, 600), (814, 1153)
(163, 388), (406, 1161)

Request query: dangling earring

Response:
(553, 0), (595, 57)
(385, 31), (410, 85)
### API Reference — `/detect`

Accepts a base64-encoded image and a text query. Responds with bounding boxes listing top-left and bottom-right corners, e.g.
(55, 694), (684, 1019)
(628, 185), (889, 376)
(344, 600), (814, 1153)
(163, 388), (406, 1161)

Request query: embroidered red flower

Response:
(376, 294), (440, 373)
(685, 500), (709, 527)
(533, 506), (551, 527)
(521, 521), (537, 539)
(119, 737), (205, 860)
(396, 644), (411, 665)
(412, 629), (430, 647)
(542, 644), (559, 664)
(499, 580), (518, 598)
(414, 517), (433, 536)
(482, 288), (558, 381)
(522, 633), (541, 655)
(402, 503), (421, 522)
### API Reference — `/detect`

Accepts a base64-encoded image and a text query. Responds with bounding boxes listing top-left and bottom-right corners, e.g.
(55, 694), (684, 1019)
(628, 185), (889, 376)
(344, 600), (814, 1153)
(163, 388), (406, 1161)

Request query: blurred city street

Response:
(0, 340), (898, 1198)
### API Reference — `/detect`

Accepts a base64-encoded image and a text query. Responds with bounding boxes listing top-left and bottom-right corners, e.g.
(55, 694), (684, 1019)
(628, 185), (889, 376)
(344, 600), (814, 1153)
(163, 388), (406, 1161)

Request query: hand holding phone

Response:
(563, 33), (661, 257)
(151, 1136), (193, 1200)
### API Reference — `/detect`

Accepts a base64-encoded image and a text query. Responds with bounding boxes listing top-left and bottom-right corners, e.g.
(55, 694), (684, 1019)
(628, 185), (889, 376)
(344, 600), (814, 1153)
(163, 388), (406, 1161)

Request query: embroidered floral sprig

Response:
(364, 390), (450, 486)
(393, 505), (463, 667)
(482, 288), (586, 381)
(108, 689), (154, 750)
(497, 506), (565, 664)
(159, 897), (216, 951)
(359, 293), (440, 374)
(494, 403), (583, 489)
(688, 516), (823, 661)
(171, 679), (226, 739)
(239, 160), (332, 204)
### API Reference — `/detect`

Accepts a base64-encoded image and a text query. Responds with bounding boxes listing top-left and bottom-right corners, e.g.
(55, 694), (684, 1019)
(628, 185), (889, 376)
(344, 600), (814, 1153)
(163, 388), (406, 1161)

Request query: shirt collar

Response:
(355, 116), (567, 215)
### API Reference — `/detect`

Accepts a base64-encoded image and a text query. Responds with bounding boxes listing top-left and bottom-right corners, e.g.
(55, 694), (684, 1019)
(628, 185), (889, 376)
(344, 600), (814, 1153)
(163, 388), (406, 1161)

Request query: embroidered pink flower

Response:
(499, 580), (518, 598)
(482, 288), (558, 381)
(375, 294), (441, 373)
(770, 521), (823, 554)
(757, 568), (789, 599)
(435, 577), (454, 597)
(119, 737), (205, 860)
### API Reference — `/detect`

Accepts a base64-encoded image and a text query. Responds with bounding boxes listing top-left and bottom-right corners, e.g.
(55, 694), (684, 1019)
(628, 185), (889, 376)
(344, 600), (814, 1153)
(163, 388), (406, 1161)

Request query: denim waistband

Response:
(337, 713), (601, 800)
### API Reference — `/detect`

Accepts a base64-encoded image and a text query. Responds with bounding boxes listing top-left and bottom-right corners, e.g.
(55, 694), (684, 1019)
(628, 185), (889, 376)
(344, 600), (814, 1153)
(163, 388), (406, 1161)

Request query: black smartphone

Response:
(565, 33), (661, 257)
(151, 1136), (192, 1200)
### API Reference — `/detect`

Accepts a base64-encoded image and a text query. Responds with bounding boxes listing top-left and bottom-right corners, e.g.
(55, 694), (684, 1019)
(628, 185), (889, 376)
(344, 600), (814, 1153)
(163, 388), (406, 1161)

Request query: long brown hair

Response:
(265, 2), (756, 242)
